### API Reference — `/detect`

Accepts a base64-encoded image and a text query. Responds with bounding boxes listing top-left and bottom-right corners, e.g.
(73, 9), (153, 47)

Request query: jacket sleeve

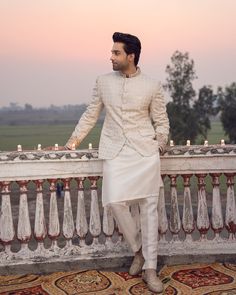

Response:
(65, 78), (104, 149)
(150, 82), (169, 152)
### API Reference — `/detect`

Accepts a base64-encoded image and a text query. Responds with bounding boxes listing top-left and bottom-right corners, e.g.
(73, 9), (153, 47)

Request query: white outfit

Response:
(66, 68), (169, 270)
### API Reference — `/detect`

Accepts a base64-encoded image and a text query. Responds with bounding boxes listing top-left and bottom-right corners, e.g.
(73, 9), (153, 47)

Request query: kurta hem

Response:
(103, 193), (159, 207)
(102, 142), (161, 207)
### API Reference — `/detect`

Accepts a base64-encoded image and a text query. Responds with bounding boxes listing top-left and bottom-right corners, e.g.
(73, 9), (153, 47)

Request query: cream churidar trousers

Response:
(110, 196), (158, 270)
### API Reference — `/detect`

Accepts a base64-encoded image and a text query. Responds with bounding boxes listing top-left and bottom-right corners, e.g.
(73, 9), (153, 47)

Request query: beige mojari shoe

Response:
(142, 269), (164, 294)
(129, 251), (145, 276)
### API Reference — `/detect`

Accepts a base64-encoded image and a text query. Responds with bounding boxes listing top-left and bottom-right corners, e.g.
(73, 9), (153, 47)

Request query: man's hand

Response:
(159, 147), (165, 156)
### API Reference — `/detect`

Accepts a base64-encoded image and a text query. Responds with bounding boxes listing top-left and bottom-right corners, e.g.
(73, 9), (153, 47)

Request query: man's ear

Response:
(128, 53), (135, 63)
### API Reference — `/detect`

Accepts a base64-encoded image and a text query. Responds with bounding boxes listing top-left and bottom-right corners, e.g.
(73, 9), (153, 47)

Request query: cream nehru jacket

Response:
(66, 68), (169, 160)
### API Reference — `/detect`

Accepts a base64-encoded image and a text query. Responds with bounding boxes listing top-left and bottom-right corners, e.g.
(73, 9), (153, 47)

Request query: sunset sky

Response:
(0, 0), (236, 107)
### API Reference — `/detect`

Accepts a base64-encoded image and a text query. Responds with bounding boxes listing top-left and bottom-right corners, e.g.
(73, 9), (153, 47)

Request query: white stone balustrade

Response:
(0, 145), (236, 270)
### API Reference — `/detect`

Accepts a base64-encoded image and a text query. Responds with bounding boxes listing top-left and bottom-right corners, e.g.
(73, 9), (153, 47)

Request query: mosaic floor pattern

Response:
(1, 263), (236, 294)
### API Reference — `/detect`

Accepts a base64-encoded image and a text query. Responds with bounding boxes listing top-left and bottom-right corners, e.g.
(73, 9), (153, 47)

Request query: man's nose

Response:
(110, 54), (114, 61)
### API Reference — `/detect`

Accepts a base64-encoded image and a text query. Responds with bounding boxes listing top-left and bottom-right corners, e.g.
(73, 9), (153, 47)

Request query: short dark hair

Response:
(112, 32), (141, 66)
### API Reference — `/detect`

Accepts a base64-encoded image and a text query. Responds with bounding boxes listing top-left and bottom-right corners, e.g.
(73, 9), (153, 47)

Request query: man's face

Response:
(110, 42), (132, 71)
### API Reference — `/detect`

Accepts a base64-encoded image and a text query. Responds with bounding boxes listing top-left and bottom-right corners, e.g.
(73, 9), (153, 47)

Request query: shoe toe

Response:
(148, 281), (164, 293)
(142, 273), (164, 293)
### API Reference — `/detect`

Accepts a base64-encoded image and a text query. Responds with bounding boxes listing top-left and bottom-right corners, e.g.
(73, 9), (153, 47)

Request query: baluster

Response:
(17, 180), (32, 257)
(182, 174), (194, 242)
(169, 175), (181, 241)
(210, 173), (223, 241)
(75, 177), (88, 250)
(88, 177), (102, 248)
(130, 203), (141, 233)
(48, 179), (60, 252)
(34, 180), (47, 254)
(225, 173), (236, 240)
(196, 174), (210, 241)
(0, 181), (15, 259)
(62, 178), (76, 253)
(103, 205), (115, 250)
(158, 176), (168, 242)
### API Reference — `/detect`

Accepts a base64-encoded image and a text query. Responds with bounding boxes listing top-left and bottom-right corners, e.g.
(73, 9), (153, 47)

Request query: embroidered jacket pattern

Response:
(66, 68), (169, 159)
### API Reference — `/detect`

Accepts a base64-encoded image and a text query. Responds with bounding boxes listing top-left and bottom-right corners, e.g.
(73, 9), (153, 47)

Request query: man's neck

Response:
(121, 65), (137, 78)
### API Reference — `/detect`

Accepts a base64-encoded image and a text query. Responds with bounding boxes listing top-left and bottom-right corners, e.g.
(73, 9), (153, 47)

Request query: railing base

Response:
(159, 253), (236, 268)
(1, 252), (236, 276)
(0, 252), (133, 275)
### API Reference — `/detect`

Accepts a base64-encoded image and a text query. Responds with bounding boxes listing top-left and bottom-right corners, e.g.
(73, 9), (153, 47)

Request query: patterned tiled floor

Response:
(1, 263), (236, 294)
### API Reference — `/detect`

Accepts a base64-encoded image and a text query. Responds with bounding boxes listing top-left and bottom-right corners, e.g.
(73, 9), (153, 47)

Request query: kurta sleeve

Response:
(65, 78), (104, 149)
(150, 82), (169, 152)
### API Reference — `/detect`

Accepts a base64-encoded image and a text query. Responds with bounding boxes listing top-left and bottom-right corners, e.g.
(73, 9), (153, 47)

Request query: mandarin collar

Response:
(119, 67), (141, 78)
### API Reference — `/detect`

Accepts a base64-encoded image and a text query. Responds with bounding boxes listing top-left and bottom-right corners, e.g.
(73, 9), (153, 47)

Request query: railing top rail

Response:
(0, 149), (99, 163)
(163, 144), (236, 158)
(0, 144), (236, 161)
(0, 145), (236, 181)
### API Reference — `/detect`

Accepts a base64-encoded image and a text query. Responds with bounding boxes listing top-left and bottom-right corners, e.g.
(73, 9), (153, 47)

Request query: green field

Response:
(0, 120), (228, 152)
(0, 123), (102, 151)
(196, 121), (228, 145)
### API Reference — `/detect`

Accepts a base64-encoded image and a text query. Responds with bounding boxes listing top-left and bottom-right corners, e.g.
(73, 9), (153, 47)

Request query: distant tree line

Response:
(0, 103), (105, 125)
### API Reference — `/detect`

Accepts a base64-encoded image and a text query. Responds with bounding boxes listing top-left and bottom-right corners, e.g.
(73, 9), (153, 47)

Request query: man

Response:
(65, 32), (169, 293)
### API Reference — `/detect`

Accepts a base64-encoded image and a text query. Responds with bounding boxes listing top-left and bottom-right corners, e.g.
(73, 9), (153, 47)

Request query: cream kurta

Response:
(102, 141), (161, 206)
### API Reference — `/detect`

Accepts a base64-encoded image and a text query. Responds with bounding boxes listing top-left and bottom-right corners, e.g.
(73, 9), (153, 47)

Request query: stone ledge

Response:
(1, 253), (236, 275)
(1, 145), (236, 163)
(163, 144), (236, 156)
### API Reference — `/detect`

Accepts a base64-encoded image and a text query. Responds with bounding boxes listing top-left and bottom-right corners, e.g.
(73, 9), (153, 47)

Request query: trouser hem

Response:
(143, 261), (157, 270)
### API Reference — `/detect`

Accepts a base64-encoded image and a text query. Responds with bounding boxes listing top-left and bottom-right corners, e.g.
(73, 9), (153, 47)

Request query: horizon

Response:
(1, 1), (236, 107)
